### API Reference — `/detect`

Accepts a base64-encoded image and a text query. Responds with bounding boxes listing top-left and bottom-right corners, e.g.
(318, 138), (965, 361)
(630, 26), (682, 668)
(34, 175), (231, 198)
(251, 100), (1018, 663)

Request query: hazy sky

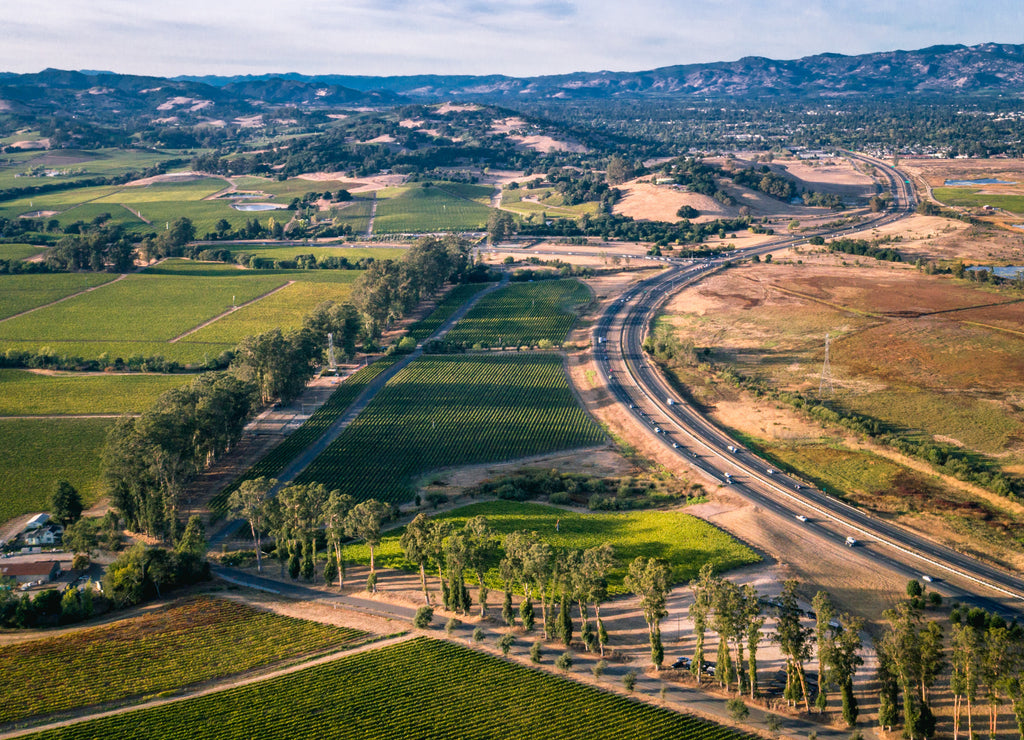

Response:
(4, 0), (1021, 77)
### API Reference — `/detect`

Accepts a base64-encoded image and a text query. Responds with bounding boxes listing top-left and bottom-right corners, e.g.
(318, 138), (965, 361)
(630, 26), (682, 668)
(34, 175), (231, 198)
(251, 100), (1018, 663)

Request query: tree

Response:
(814, 591), (863, 726)
(530, 640), (542, 663)
(743, 584), (766, 699)
(345, 499), (392, 572)
(690, 563), (716, 685)
(497, 633), (515, 657)
(727, 696), (750, 722)
(462, 516), (497, 617)
(401, 513), (434, 603)
(580, 543), (615, 655)
(227, 477), (275, 573)
(175, 515), (206, 557)
(556, 651), (573, 673)
(774, 580), (813, 713)
(322, 489), (354, 588)
(51, 480), (83, 526)
(62, 518), (98, 556)
(487, 210), (515, 245)
(625, 556), (672, 670)
(414, 606), (433, 628)
(606, 154), (631, 185)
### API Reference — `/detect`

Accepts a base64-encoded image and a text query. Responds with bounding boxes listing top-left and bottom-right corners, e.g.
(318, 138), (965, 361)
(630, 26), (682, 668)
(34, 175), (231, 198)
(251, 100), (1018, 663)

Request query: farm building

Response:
(24, 525), (63, 547)
(25, 513), (50, 530)
(1, 560), (61, 584)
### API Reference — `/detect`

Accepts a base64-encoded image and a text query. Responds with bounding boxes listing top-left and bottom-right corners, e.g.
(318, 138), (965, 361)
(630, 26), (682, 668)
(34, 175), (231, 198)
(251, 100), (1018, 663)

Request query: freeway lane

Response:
(594, 156), (1024, 619)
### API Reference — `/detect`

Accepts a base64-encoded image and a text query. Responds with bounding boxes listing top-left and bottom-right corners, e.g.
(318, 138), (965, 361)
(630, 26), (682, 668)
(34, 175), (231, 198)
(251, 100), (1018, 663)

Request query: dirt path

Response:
(365, 193), (378, 237)
(0, 273), (127, 324)
(118, 203), (151, 224)
(0, 633), (416, 740)
(168, 280), (295, 343)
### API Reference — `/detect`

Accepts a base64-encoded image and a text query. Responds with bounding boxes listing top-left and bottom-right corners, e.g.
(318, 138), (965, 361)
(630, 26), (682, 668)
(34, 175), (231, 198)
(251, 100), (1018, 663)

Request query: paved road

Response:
(596, 155), (1024, 619)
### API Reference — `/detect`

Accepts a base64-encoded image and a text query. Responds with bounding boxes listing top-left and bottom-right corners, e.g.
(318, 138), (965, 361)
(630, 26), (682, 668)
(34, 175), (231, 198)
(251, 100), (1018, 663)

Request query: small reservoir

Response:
(943, 178), (1016, 186)
(968, 265), (1024, 279)
(232, 203), (286, 212)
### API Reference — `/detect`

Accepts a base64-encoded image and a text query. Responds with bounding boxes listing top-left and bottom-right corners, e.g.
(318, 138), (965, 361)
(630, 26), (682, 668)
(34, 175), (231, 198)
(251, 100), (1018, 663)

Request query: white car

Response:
(766, 468), (775, 475)
(796, 515), (808, 523)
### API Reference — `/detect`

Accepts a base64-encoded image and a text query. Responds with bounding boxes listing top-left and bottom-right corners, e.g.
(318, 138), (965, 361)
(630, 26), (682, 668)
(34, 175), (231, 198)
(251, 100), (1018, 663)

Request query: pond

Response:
(943, 178), (1016, 186)
(968, 265), (1024, 279)
(232, 203), (286, 211)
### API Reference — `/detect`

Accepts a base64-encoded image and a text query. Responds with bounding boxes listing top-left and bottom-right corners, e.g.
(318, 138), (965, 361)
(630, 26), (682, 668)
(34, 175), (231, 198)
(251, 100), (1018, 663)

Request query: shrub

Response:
(413, 606), (433, 628)
(555, 651), (573, 673)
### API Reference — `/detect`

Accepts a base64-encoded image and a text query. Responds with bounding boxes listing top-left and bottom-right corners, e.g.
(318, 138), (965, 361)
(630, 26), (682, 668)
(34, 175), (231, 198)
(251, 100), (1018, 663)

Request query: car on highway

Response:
(766, 468), (775, 475)
(672, 442), (679, 448)
(922, 575), (933, 583)
(845, 536), (858, 547)
(796, 515), (808, 522)
(654, 426), (662, 434)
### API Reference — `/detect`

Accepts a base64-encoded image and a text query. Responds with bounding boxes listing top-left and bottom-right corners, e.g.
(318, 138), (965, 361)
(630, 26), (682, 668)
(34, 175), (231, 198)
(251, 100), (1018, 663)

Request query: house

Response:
(24, 525), (63, 547)
(1, 560), (61, 584)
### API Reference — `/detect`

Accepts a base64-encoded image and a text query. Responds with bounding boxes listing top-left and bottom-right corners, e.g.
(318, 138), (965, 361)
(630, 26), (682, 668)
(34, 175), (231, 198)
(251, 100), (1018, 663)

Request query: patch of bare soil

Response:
(122, 171), (208, 187)
(511, 134), (588, 154)
(613, 180), (733, 223)
(218, 590), (400, 636)
(770, 159), (876, 198)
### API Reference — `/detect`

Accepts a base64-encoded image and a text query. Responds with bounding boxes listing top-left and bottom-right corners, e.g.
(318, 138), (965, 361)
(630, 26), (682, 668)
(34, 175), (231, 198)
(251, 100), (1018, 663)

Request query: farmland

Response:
(0, 148), (187, 191)
(0, 272), (118, 320)
(372, 183), (493, 233)
(347, 500), (759, 593)
(445, 279), (592, 347)
(932, 186), (1024, 214)
(0, 261), (365, 365)
(23, 637), (755, 740)
(294, 355), (605, 504)
(0, 369), (191, 416)
(211, 357), (402, 514)
(0, 596), (370, 725)
(0, 243), (46, 261)
(0, 418), (112, 523)
(405, 282), (491, 342)
(225, 243), (405, 264)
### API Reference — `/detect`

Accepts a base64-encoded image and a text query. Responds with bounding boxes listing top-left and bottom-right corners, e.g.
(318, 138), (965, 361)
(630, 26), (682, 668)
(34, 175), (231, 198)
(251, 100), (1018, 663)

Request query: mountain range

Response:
(3, 43), (1024, 126)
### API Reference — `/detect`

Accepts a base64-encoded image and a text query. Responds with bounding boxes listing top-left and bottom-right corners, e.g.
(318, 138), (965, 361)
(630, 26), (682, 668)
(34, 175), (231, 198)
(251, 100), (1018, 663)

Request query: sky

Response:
(3, 0), (1022, 78)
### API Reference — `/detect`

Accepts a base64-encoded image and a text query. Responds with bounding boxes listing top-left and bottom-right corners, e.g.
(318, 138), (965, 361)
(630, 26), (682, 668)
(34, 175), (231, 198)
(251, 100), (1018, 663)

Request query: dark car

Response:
(671, 656), (691, 670)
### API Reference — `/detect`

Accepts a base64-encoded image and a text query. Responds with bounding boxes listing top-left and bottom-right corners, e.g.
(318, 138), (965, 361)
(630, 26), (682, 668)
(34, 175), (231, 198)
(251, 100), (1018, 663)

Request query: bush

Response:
(472, 627), (485, 644)
(497, 633), (515, 657)
(530, 640), (543, 664)
(592, 659), (608, 678)
(445, 617), (460, 636)
(622, 670), (637, 691)
(555, 651), (573, 673)
(727, 697), (749, 722)
(413, 606), (434, 628)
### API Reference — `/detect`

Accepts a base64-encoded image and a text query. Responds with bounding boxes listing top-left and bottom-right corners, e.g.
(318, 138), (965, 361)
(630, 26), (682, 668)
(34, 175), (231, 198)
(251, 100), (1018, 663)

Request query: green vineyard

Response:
(445, 279), (592, 347)
(1, 596), (368, 725)
(25, 638), (756, 740)
(405, 282), (491, 342)
(210, 358), (401, 515)
(294, 355), (605, 504)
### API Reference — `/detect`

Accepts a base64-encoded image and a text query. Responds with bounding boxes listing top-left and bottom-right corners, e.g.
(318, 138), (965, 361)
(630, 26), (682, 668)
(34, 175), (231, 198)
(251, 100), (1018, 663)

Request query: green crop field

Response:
(373, 183), (493, 233)
(0, 369), (191, 416)
(211, 358), (402, 515)
(501, 186), (602, 217)
(445, 279), (592, 346)
(227, 243), (405, 263)
(933, 186), (1024, 214)
(405, 282), (491, 342)
(0, 596), (369, 725)
(295, 355), (604, 504)
(25, 638), (755, 740)
(348, 500), (759, 593)
(0, 243), (46, 261)
(0, 148), (186, 191)
(231, 175), (360, 199)
(0, 418), (112, 524)
(0, 272), (117, 320)
(0, 269), (288, 361)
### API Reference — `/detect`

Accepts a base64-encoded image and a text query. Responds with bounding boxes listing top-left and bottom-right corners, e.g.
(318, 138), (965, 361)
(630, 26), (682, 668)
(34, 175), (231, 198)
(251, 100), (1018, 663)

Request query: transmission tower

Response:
(819, 333), (834, 397)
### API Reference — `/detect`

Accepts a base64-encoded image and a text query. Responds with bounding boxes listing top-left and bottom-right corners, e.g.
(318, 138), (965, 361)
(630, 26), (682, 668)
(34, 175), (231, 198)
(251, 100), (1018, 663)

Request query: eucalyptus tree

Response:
(226, 476), (276, 573)
(626, 556), (672, 670)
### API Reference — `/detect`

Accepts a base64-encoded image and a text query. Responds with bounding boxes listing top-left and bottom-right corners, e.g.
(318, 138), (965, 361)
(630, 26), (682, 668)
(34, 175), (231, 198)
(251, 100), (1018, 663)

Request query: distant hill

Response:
(175, 43), (1024, 99)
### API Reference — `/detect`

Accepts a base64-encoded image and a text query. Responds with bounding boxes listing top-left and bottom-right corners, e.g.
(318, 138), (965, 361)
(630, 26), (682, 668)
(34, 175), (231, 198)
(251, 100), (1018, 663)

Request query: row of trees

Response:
(103, 373), (255, 537)
(690, 567), (864, 726)
(354, 235), (472, 336)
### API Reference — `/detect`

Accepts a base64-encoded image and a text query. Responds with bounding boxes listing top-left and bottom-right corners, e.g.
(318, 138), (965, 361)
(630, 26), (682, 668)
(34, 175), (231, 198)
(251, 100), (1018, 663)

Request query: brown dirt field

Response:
(900, 157), (1024, 189)
(769, 159), (877, 198)
(614, 180), (733, 223)
(511, 134), (589, 154)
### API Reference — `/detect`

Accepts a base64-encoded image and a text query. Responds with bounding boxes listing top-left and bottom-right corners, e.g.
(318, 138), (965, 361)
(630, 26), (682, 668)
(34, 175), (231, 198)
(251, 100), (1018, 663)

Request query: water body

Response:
(1012, 224), (1024, 231)
(232, 203), (286, 211)
(968, 265), (1024, 279)
(944, 178), (1016, 186)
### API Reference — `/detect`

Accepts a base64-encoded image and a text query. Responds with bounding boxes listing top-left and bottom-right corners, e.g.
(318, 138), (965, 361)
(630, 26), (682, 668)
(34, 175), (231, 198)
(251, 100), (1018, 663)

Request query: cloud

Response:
(0, 0), (1020, 76)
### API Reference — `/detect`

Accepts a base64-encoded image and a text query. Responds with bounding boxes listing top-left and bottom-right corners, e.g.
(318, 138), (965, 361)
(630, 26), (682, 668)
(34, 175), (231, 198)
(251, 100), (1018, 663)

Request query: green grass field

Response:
(0, 369), (191, 416)
(0, 418), (112, 524)
(501, 186), (602, 217)
(0, 272), (117, 320)
(231, 175), (359, 199)
(445, 279), (592, 346)
(25, 638), (755, 740)
(227, 244), (405, 263)
(932, 186), (1024, 215)
(0, 243), (46, 261)
(405, 282), (492, 342)
(0, 596), (370, 725)
(373, 183), (493, 233)
(0, 148), (187, 191)
(348, 500), (759, 593)
(295, 355), (605, 504)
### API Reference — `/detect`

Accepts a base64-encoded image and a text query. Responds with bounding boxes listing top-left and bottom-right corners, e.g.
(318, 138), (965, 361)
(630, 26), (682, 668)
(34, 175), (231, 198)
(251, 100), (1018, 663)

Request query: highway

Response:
(593, 154), (1024, 619)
